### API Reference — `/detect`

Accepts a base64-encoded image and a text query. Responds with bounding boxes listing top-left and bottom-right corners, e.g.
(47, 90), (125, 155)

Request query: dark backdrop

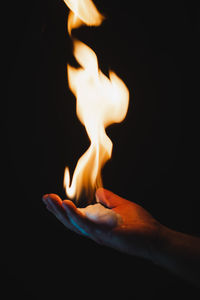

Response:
(2, 0), (200, 298)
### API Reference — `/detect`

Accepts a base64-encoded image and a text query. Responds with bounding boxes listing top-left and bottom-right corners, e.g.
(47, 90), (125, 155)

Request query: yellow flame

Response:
(63, 0), (104, 35)
(63, 0), (129, 202)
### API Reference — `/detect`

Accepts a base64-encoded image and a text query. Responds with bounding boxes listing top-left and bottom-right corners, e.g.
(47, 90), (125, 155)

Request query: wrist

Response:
(149, 223), (173, 265)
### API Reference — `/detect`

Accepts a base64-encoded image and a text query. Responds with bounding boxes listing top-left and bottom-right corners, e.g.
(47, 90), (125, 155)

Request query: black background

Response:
(2, 0), (200, 298)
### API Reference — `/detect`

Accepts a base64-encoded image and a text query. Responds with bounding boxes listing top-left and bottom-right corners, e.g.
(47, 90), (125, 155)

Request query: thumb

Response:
(95, 188), (125, 208)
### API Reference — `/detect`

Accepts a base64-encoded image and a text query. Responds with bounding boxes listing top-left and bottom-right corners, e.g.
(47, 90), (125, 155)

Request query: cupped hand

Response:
(42, 188), (161, 260)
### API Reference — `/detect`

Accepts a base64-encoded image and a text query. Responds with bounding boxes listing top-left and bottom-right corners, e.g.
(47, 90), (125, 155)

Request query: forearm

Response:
(153, 225), (200, 287)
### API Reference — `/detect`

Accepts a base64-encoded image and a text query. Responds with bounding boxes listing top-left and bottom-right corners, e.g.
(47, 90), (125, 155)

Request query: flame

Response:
(63, 0), (129, 203)
(63, 0), (104, 35)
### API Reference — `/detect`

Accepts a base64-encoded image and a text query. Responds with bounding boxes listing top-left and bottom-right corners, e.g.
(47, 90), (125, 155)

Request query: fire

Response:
(64, 0), (104, 35)
(63, 0), (129, 203)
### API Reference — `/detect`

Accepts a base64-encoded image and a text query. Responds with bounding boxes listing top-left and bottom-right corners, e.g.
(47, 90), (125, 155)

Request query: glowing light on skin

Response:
(78, 203), (122, 227)
(69, 217), (89, 236)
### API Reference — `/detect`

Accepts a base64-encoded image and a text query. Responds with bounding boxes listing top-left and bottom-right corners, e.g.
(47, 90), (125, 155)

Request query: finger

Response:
(42, 193), (62, 211)
(62, 200), (90, 236)
(43, 195), (83, 235)
(44, 194), (64, 217)
(45, 199), (56, 214)
(96, 188), (127, 208)
(62, 199), (79, 213)
(47, 193), (63, 205)
(42, 194), (53, 210)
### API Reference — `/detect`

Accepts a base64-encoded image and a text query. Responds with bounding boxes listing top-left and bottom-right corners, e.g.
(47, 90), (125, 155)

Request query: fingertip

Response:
(48, 193), (62, 203)
(42, 194), (49, 201)
(95, 188), (110, 207)
(62, 199), (76, 207)
(96, 187), (105, 193)
(96, 188), (124, 208)
(62, 200), (77, 214)
(95, 187), (104, 199)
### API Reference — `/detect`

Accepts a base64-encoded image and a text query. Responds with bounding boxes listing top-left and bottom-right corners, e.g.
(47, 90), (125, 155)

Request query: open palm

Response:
(43, 188), (160, 260)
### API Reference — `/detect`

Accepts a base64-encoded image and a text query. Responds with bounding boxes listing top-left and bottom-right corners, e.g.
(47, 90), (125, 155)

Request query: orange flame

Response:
(63, 0), (129, 203)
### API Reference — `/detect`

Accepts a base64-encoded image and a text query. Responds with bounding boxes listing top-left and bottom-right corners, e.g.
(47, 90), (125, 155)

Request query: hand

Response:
(42, 188), (161, 261)
(42, 188), (200, 286)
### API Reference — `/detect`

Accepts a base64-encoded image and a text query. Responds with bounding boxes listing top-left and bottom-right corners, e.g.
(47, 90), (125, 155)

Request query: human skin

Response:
(42, 188), (200, 287)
